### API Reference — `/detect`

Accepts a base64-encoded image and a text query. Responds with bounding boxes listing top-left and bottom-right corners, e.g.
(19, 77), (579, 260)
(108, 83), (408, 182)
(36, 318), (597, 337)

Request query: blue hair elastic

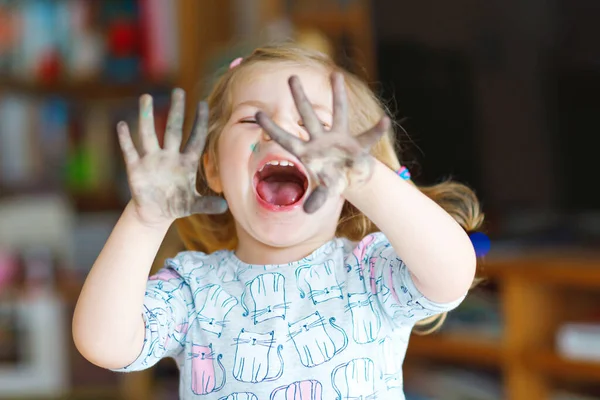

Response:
(397, 166), (411, 180)
(469, 232), (491, 257)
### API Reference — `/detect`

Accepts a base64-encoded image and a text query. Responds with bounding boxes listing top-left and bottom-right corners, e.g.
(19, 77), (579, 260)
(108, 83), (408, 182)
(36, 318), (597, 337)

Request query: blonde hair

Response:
(176, 43), (484, 334)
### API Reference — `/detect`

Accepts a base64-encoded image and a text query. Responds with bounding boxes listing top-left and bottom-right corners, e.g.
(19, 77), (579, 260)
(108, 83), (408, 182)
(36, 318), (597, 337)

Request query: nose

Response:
(261, 114), (310, 142)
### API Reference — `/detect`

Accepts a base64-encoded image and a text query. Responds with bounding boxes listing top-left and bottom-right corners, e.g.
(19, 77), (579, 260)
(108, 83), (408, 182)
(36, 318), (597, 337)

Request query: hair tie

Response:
(469, 232), (491, 257)
(397, 166), (411, 180)
(229, 57), (243, 69)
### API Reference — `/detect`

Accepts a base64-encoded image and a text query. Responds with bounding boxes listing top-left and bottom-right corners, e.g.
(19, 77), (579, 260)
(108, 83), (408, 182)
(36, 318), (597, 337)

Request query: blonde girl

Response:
(73, 44), (482, 400)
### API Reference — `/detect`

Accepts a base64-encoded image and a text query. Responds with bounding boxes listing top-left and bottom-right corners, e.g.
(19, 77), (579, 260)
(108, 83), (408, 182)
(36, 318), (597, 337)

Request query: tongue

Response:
(257, 180), (304, 206)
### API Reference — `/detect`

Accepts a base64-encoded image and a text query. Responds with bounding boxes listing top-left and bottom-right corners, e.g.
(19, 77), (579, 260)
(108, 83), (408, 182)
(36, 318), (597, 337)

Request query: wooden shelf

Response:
(528, 351), (600, 382)
(0, 78), (173, 100)
(407, 333), (502, 367)
(70, 190), (126, 212)
(0, 186), (126, 212)
(481, 252), (600, 288)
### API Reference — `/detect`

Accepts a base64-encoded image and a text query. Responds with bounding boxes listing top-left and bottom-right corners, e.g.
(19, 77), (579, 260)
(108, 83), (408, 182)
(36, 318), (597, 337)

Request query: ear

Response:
(203, 152), (223, 194)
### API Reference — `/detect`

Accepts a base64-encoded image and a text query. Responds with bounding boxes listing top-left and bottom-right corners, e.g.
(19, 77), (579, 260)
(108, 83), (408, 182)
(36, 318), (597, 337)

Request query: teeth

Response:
(259, 160), (295, 171)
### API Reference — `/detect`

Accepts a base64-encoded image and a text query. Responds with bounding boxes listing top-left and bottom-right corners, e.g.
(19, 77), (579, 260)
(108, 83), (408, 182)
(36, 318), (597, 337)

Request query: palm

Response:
(256, 73), (390, 214)
(116, 90), (227, 226)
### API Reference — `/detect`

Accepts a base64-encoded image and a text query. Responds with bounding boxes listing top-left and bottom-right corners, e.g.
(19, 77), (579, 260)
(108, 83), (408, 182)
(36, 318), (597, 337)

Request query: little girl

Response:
(73, 44), (483, 400)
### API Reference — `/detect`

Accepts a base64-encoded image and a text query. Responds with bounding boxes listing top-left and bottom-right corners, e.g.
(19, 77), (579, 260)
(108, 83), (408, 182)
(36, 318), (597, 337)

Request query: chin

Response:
(255, 223), (316, 247)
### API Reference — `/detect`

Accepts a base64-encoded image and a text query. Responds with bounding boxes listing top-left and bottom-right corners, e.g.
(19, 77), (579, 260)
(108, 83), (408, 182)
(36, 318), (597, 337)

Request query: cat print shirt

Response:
(113, 232), (465, 399)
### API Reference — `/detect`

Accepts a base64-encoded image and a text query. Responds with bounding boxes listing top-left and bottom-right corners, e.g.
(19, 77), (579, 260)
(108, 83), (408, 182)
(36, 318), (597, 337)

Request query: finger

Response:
(183, 101), (209, 157)
(163, 88), (186, 151)
(356, 116), (391, 150)
(190, 195), (228, 215)
(116, 121), (140, 165)
(331, 72), (349, 132)
(256, 111), (305, 157)
(138, 94), (160, 154)
(303, 186), (329, 214)
(289, 76), (323, 137)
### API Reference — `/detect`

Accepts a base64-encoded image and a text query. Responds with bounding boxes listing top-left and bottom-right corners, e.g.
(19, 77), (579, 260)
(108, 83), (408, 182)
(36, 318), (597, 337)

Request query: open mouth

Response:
(253, 160), (309, 209)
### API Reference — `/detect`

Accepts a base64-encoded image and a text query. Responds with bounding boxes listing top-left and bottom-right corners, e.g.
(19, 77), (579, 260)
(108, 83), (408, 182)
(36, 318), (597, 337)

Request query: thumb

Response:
(190, 195), (228, 215)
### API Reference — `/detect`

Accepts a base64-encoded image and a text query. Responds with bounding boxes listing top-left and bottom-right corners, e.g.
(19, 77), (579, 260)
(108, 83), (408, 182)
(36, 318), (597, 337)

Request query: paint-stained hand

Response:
(116, 89), (227, 226)
(256, 72), (390, 214)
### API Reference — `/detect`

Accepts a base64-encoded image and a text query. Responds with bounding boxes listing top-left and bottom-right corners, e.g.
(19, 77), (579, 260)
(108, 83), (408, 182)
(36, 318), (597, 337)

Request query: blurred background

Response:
(0, 0), (599, 399)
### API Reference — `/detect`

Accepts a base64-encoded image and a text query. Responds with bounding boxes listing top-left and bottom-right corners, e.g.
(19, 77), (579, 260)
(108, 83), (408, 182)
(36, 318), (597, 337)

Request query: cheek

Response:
(217, 134), (253, 187)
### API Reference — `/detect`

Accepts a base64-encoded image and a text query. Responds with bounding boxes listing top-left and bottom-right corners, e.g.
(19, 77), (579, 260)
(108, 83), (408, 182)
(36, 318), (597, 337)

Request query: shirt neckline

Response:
(226, 237), (345, 270)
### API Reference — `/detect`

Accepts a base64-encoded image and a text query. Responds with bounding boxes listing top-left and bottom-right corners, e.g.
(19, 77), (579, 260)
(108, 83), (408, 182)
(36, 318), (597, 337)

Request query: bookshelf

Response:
(0, 0), (231, 399)
(405, 252), (600, 400)
(1, 0), (376, 398)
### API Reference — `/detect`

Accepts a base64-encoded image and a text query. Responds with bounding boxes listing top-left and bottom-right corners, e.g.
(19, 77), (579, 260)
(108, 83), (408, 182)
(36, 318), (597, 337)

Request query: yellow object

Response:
(295, 28), (334, 57)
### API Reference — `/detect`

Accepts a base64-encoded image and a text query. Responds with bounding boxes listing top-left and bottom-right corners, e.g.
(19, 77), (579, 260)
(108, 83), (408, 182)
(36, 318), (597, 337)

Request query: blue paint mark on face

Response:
(251, 142), (259, 153)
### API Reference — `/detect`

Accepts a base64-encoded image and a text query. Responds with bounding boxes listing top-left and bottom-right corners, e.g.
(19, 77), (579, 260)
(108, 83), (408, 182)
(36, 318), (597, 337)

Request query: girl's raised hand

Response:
(116, 89), (227, 227)
(256, 72), (390, 214)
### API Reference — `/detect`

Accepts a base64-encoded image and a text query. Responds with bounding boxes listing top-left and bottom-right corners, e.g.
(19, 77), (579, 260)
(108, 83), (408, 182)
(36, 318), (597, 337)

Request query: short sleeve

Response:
(112, 265), (192, 372)
(346, 232), (466, 327)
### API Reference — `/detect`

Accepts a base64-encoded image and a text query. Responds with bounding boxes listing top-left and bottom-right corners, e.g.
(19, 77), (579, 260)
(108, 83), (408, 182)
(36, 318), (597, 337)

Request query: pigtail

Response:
(418, 180), (484, 233)
(412, 180), (484, 334)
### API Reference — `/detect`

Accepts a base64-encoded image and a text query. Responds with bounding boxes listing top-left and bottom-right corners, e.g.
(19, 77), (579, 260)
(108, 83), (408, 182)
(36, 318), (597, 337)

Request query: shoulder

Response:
(165, 249), (232, 276)
(341, 232), (392, 263)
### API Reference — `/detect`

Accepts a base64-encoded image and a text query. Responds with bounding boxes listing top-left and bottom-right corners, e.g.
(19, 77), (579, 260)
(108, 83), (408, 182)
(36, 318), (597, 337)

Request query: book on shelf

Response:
(0, 0), (179, 85)
(557, 323), (600, 363)
(0, 91), (171, 208)
(405, 364), (503, 400)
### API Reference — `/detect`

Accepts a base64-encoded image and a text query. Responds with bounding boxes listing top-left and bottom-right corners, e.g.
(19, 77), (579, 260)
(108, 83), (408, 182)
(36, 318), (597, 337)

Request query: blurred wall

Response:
(373, 0), (599, 236)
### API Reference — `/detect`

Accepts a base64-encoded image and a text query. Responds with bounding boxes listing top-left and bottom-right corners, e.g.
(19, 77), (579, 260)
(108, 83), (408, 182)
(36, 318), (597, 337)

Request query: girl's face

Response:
(206, 62), (345, 256)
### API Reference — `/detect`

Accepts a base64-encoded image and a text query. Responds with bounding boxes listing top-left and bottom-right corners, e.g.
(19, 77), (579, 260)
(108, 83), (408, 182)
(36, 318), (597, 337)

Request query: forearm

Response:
(72, 201), (172, 369)
(344, 159), (476, 303)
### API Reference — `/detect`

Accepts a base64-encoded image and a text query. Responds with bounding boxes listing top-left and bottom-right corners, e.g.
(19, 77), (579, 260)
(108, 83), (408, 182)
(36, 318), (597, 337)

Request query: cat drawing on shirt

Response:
(189, 343), (225, 395)
(349, 234), (378, 271)
(378, 336), (404, 390)
(270, 379), (323, 400)
(149, 267), (180, 283)
(233, 329), (284, 383)
(144, 305), (173, 359)
(346, 292), (381, 344)
(219, 393), (258, 400)
(213, 251), (241, 282)
(371, 269), (398, 315)
(241, 273), (288, 324)
(194, 284), (238, 337)
(331, 358), (377, 400)
(287, 311), (348, 367)
(170, 252), (215, 285)
(388, 260), (432, 320)
(345, 235), (389, 294)
(295, 260), (344, 305)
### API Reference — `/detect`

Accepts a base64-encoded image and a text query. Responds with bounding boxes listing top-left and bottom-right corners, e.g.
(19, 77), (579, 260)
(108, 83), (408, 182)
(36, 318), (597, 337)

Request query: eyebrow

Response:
(233, 99), (332, 115)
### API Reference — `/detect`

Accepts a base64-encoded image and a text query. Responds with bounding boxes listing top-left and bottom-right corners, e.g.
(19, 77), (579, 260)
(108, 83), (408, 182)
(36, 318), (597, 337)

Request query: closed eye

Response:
(240, 119), (257, 124)
(299, 120), (330, 130)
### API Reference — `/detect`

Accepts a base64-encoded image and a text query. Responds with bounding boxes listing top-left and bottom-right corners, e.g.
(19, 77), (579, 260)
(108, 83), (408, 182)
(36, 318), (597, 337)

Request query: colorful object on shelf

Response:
(0, 249), (18, 291)
(397, 166), (411, 180)
(469, 232), (491, 257)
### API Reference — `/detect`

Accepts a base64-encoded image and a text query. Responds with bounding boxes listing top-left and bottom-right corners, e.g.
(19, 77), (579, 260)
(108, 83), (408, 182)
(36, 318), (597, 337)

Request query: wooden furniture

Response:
(405, 251), (600, 400)
(260, 0), (376, 80)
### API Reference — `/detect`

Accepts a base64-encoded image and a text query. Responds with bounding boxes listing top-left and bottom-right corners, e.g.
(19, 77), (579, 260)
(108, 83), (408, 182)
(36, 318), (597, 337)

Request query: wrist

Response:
(342, 156), (379, 199)
(124, 201), (174, 232)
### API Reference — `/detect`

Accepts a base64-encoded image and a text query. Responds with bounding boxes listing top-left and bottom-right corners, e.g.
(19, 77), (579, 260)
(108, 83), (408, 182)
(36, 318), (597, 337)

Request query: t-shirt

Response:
(113, 232), (465, 399)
